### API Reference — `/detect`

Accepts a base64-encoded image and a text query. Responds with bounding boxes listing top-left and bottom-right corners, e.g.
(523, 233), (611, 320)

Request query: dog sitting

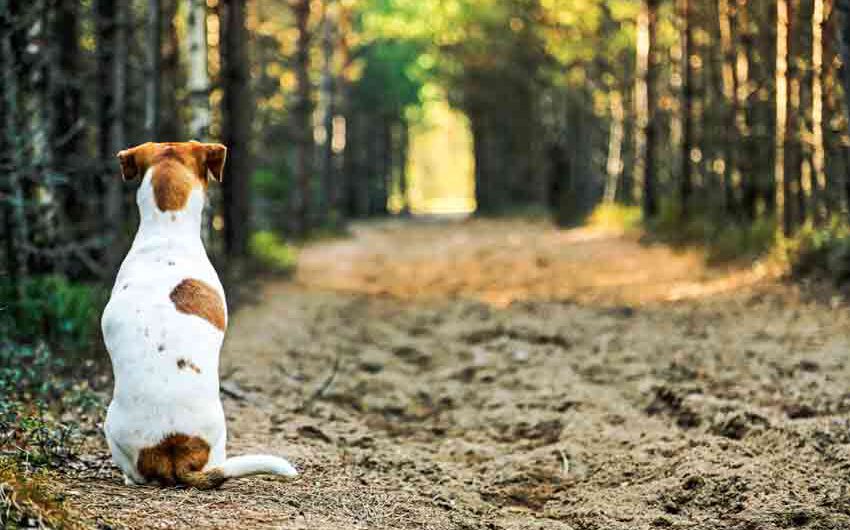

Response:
(101, 141), (297, 489)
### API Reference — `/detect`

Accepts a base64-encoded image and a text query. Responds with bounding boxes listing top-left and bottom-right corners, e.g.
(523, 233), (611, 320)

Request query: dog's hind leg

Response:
(107, 435), (147, 486)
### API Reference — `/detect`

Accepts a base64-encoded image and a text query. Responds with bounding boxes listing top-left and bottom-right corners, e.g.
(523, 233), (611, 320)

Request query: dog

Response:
(101, 141), (297, 489)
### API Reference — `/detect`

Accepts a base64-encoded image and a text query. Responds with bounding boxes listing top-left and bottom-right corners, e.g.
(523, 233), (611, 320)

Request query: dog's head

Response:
(117, 141), (227, 213)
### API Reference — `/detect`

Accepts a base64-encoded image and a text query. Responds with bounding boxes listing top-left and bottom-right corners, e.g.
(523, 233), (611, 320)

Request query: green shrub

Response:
(0, 342), (64, 400)
(588, 203), (642, 232)
(0, 276), (106, 353)
(0, 400), (81, 468)
(648, 199), (777, 263)
(786, 220), (850, 283)
(249, 230), (298, 274)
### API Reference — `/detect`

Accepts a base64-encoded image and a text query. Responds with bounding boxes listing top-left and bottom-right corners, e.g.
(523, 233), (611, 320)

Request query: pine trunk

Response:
(291, 0), (313, 236)
(680, 0), (694, 218)
(105, 0), (128, 275)
(319, 2), (336, 226)
(146, 0), (161, 140)
(776, 0), (793, 235)
(221, 0), (253, 257)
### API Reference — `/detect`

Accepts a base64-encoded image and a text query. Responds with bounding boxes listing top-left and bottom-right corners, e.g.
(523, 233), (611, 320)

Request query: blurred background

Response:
(6, 0), (850, 293)
(4, 0), (850, 353)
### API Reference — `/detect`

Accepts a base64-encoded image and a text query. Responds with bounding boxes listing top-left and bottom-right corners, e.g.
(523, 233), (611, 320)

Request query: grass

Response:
(0, 457), (87, 530)
(587, 203), (642, 232)
(249, 230), (298, 275)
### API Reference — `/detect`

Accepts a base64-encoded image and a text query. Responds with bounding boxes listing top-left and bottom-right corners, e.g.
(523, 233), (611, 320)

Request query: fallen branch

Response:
(298, 352), (342, 413)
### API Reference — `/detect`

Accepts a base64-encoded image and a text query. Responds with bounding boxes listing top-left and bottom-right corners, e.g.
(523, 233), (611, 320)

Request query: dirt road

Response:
(60, 220), (850, 529)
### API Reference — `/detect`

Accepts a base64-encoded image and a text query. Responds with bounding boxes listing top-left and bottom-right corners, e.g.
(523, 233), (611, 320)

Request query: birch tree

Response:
(187, 0), (210, 140)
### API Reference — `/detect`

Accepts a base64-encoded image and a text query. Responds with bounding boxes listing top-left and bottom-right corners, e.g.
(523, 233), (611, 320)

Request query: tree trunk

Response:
(737, 0), (758, 220)
(718, 0), (738, 215)
(160, 0), (182, 141)
(604, 90), (625, 204)
(680, 0), (694, 218)
(291, 0), (313, 236)
(776, 0), (793, 235)
(836, 0), (850, 217)
(187, 0), (210, 140)
(220, 0), (253, 257)
(636, 0), (658, 218)
(104, 0), (128, 275)
(319, 1), (336, 226)
(1, 0), (28, 306)
(146, 0), (161, 140)
(812, 0), (829, 224)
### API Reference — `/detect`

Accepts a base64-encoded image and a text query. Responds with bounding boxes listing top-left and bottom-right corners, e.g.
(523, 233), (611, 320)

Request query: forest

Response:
(5, 0), (850, 529)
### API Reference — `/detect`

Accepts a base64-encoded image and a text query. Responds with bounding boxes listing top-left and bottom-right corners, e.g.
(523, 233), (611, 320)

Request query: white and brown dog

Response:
(101, 141), (297, 489)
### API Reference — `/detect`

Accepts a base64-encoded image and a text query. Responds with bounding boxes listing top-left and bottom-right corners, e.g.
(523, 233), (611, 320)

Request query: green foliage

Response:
(588, 204), (642, 232)
(0, 276), (106, 353)
(786, 221), (850, 284)
(249, 231), (298, 275)
(0, 342), (65, 400)
(0, 400), (81, 468)
(650, 200), (777, 263)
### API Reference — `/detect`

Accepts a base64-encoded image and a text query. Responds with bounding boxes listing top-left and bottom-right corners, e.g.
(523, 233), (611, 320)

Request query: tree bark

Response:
(776, 0), (793, 235)
(187, 0), (210, 140)
(290, 0), (313, 236)
(319, 1), (336, 226)
(220, 0), (253, 257)
(604, 89), (625, 204)
(718, 0), (738, 214)
(1, 0), (28, 306)
(812, 0), (829, 223)
(737, 0), (758, 220)
(146, 0), (161, 140)
(636, 0), (658, 218)
(160, 0), (182, 141)
(680, 0), (694, 218)
(836, 0), (850, 217)
(104, 0), (128, 275)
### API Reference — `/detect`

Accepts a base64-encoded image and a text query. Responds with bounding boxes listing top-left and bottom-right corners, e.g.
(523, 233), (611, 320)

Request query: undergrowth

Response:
(0, 276), (106, 528)
(0, 457), (87, 530)
(249, 230), (299, 275)
(586, 203), (850, 284)
(587, 203), (642, 232)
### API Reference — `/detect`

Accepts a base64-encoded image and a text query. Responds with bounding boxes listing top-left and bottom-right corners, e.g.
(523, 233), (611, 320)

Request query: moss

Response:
(0, 457), (87, 530)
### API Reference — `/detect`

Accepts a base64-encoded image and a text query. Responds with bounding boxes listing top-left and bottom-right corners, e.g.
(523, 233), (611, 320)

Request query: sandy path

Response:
(59, 220), (850, 529)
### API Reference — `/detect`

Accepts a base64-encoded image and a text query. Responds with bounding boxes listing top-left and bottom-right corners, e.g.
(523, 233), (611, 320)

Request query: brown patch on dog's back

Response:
(170, 279), (226, 331)
(137, 433), (211, 486)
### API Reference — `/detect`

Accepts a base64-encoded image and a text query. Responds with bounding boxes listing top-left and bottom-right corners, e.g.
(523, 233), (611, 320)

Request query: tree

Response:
(636, 0), (659, 218)
(319, 0), (337, 226)
(220, 0), (253, 257)
(290, 0), (313, 237)
(776, 0), (793, 235)
(187, 0), (210, 140)
(146, 0), (161, 139)
(680, 0), (694, 217)
(102, 0), (129, 274)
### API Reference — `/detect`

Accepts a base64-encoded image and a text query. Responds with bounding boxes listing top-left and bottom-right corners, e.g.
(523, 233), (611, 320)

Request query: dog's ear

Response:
(203, 143), (227, 182)
(116, 143), (153, 181)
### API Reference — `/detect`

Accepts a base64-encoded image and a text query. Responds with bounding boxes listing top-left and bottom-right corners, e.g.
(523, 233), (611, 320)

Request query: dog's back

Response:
(102, 142), (297, 489)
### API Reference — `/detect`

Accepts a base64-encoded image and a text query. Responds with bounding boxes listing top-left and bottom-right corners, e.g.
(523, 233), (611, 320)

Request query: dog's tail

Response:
(177, 455), (298, 490)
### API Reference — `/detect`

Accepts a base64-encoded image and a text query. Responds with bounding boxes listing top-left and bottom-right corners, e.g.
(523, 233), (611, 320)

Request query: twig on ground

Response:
(298, 353), (342, 413)
(559, 448), (570, 477)
(220, 380), (249, 402)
